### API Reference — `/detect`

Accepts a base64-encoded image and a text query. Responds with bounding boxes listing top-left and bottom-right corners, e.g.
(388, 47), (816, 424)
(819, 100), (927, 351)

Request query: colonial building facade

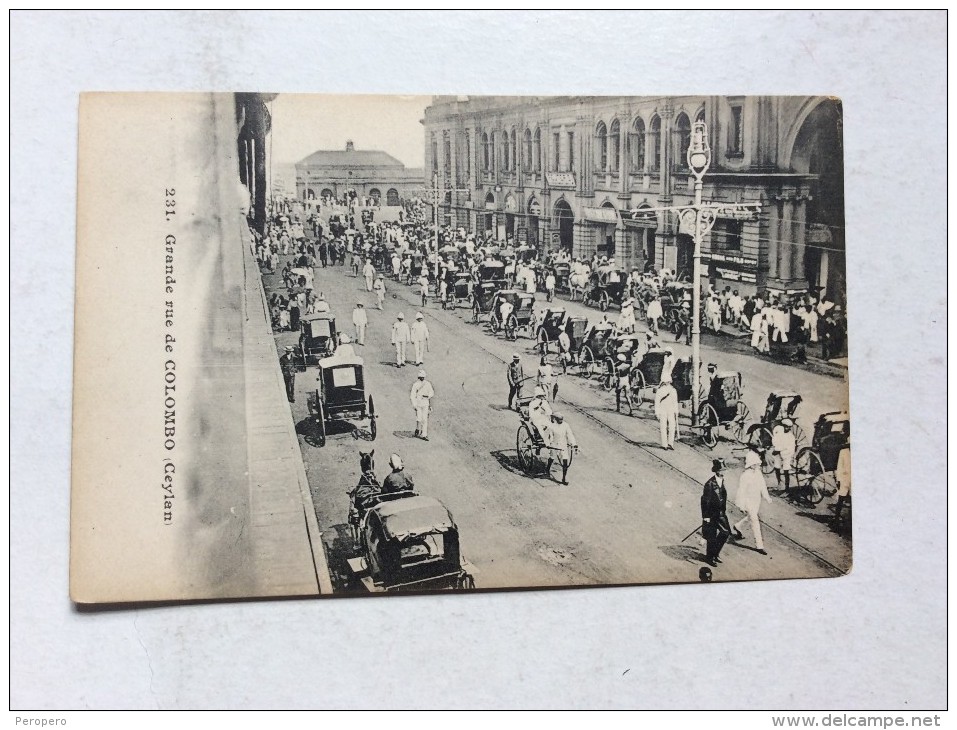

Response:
(421, 95), (844, 298)
(295, 141), (424, 206)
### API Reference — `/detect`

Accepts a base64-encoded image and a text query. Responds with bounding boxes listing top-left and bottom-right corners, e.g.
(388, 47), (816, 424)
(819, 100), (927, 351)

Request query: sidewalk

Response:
(242, 237), (333, 597)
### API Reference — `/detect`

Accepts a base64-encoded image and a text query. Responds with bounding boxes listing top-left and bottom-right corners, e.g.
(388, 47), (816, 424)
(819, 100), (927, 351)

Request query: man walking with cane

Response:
(701, 459), (732, 567)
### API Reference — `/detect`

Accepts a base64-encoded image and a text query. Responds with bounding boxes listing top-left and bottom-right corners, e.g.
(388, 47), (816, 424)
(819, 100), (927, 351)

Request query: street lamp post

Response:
(685, 122), (711, 426)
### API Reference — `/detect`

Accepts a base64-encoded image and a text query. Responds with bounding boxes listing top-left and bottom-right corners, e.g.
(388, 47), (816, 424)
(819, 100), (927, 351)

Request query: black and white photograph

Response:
(13, 10), (946, 713)
(70, 92), (850, 601)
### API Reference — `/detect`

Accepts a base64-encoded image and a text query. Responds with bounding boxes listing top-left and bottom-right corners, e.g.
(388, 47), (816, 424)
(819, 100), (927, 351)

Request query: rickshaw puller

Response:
(546, 412), (578, 485)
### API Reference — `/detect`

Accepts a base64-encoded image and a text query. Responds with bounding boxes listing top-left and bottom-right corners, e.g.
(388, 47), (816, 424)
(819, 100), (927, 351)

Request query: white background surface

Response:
(10, 10), (948, 710)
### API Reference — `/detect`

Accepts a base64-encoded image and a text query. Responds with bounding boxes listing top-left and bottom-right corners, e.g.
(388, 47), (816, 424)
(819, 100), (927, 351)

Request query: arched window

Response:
(321, 188), (333, 199)
(510, 129), (517, 171)
(695, 107), (706, 124)
(523, 128), (532, 170)
(386, 188), (399, 206)
(490, 132), (496, 172)
(649, 116), (661, 171)
(464, 131), (471, 180)
(595, 121), (608, 171)
(482, 132), (489, 171)
(431, 133), (438, 174)
(676, 113), (691, 170)
(533, 128), (542, 171)
(609, 119), (621, 172)
(368, 188), (381, 204)
(631, 117), (646, 171)
(502, 131), (510, 172)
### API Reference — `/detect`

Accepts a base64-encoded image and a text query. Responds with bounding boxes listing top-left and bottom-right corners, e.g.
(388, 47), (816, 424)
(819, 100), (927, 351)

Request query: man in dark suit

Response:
(701, 458), (731, 567)
(280, 346), (296, 403)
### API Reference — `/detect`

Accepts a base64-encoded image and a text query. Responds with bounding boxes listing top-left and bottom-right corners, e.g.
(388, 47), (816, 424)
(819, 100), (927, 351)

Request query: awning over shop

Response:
(583, 206), (620, 224)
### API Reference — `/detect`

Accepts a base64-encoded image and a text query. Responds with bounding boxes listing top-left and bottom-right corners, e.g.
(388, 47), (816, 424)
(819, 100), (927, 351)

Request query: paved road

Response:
(261, 248), (851, 592)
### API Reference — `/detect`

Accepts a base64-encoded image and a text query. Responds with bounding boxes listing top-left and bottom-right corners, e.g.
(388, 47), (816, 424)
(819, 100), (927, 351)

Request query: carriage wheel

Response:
(630, 371), (647, 407)
(795, 449), (832, 504)
(601, 359), (615, 391)
(315, 400), (326, 447)
(516, 423), (537, 473)
(669, 314), (680, 335)
(599, 292), (610, 312)
(537, 327), (549, 355)
(746, 426), (773, 471)
(619, 385), (634, 417)
(578, 347), (595, 378)
(505, 314), (518, 340)
(793, 423), (807, 449)
(471, 300), (480, 323)
(731, 402), (751, 443)
(699, 403), (719, 449)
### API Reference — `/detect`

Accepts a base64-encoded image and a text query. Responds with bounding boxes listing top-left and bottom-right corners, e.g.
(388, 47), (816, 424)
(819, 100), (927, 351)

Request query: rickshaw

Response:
(661, 281), (694, 332)
(794, 412), (850, 505)
(488, 290), (537, 339)
(470, 261), (509, 322)
(552, 261), (572, 294)
(299, 312), (338, 366)
(557, 316), (590, 374)
(583, 268), (628, 311)
(346, 493), (476, 592)
(598, 333), (647, 391)
(305, 352), (377, 447)
(746, 391), (806, 471)
(442, 268), (472, 310)
(576, 322), (616, 378)
(535, 307), (568, 355)
(696, 371), (750, 448)
(515, 398), (575, 483)
(621, 350), (694, 413)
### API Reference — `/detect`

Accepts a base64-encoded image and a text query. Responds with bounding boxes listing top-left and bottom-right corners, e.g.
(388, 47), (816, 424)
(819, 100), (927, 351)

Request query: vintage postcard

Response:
(71, 92), (850, 603)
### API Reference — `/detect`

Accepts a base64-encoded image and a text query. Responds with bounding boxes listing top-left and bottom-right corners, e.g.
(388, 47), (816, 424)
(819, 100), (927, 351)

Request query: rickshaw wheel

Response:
(315, 401), (327, 447)
(699, 403), (719, 448)
(601, 359), (615, 391)
(731, 402), (751, 442)
(748, 427), (774, 473)
(795, 448), (829, 504)
(471, 301), (480, 323)
(631, 371), (647, 406)
(599, 292), (609, 312)
(578, 347), (595, 378)
(516, 423), (535, 473)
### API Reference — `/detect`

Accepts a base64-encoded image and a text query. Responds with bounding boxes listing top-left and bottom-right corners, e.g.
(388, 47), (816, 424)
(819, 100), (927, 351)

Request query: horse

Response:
(569, 271), (589, 302)
(348, 450), (380, 543)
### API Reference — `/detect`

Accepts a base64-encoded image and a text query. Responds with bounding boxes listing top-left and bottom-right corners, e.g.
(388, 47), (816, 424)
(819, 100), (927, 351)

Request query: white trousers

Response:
(734, 510), (764, 550)
(395, 341), (407, 365)
(354, 323), (366, 345)
(414, 341), (426, 364)
(365, 275), (374, 291)
(415, 405), (429, 437)
(659, 413), (678, 447)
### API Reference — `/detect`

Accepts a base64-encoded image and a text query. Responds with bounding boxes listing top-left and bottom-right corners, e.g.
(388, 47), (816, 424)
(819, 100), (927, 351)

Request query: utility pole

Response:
(626, 121), (761, 425)
(414, 173), (471, 282)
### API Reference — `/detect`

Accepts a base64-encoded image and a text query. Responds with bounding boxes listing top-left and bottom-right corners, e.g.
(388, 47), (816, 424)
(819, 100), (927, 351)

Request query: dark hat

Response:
(699, 566), (713, 582)
(711, 458), (726, 473)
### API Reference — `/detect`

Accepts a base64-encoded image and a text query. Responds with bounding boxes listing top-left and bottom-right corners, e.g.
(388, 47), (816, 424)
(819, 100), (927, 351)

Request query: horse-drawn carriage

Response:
(576, 322), (615, 378)
(347, 491), (476, 592)
(535, 307), (568, 355)
(697, 371), (750, 448)
(795, 411), (850, 506)
(552, 261), (572, 294)
(305, 352), (377, 447)
(487, 290), (537, 339)
(583, 268), (629, 311)
(299, 312), (338, 366)
(442, 268), (472, 310)
(470, 261), (510, 322)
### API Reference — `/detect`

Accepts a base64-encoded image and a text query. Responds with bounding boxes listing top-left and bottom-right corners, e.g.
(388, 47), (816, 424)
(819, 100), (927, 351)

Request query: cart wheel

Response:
(601, 359), (615, 391)
(631, 371), (646, 407)
(578, 347), (595, 378)
(490, 314), (501, 333)
(620, 387), (634, 417)
(315, 401), (326, 447)
(516, 423), (535, 473)
(731, 402), (751, 443)
(793, 423), (807, 449)
(795, 448), (831, 504)
(506, 314), (518, 339)
(599, 292), (609, 312)
(699, 403), (719, 448)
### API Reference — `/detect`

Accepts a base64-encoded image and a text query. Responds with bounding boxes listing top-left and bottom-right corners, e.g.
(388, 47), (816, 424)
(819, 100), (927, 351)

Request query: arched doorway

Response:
(386, 188), (399, 206)
(527, 197), (541, 249)
(504, 194), (517, 241)
(554, 199), (574, 253)
(369, 188), (381, 205)
(480, 191), (497, 239)
(790, 99), (844, 301)
(321, 188), (333, 201)
(598, 201), (618, 260)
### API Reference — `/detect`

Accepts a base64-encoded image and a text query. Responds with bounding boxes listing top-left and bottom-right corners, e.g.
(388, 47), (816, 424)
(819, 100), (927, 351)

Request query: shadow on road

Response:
(392, 430), (419, 439)
(297, 416), (362, 448)
(490, 448), (527, 477)
(659, 544), (708, 565)
(322, 522), (363, 593)
(488, 403), (515, 412)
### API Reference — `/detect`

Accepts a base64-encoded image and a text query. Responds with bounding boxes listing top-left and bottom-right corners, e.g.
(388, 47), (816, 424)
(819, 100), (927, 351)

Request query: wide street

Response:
(264, 227), (850, 592)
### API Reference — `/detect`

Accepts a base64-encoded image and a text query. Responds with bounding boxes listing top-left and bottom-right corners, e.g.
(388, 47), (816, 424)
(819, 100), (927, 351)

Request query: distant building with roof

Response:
(295, 140), (425, 206)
